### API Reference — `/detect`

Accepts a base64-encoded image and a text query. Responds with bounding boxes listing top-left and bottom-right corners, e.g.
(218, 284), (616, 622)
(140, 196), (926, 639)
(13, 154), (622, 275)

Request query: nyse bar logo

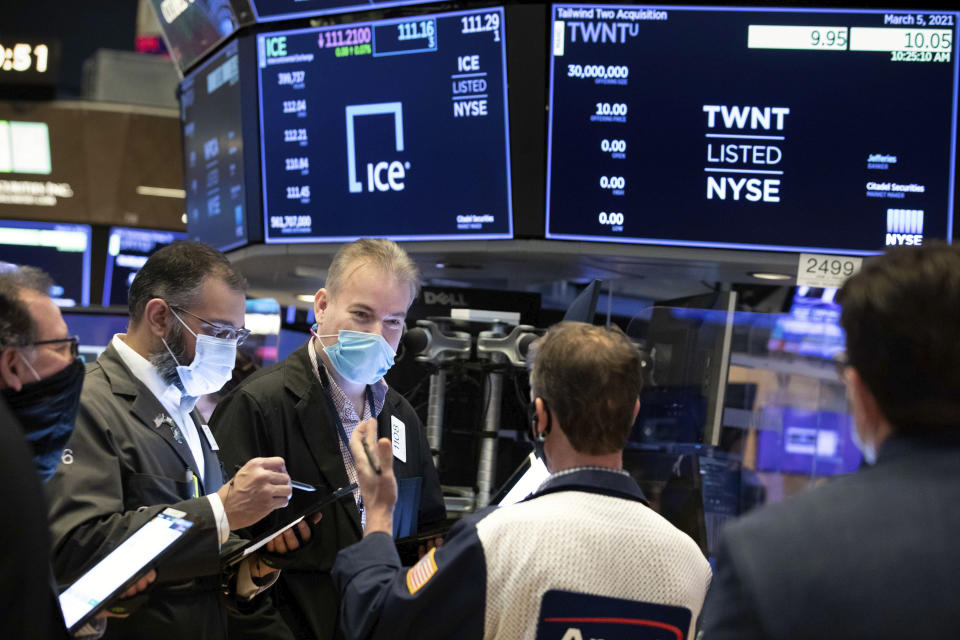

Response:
(885, 208), (924, 246)
(345, 102), (411, 194)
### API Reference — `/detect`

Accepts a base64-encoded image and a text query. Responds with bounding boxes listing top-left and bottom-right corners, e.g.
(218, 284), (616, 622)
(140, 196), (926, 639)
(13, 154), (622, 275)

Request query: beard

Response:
(150, 320), (190, 393)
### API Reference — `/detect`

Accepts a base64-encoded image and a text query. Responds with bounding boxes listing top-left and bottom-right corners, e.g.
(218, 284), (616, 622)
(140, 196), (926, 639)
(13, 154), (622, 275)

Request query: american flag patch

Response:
(405, 548), (438, 595)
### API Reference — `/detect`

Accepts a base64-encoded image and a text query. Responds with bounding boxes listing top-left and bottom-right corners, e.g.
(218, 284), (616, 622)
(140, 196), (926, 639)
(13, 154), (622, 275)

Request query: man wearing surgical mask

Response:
(212, 238), (445, 640)
(47, 242), (300, 640)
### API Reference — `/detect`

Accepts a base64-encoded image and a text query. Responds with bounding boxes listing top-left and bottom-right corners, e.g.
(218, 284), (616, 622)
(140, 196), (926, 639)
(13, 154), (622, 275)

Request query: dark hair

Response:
(838, 242), (960, 430)
(529, 322), (643, 455)
(128, 241), (247, 324)
(0, 266), (55, 349)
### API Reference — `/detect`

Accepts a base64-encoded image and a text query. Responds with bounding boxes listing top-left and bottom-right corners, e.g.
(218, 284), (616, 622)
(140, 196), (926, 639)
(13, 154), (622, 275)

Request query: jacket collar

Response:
(283, 341), (364, 537)
(528, 467), (648, 506)
(877, 426), (960, 465)
(96, 342), (220, 491)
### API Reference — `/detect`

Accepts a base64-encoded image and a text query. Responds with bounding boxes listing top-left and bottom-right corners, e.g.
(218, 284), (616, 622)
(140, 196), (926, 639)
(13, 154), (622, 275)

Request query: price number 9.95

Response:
(810, 29), (847, 48)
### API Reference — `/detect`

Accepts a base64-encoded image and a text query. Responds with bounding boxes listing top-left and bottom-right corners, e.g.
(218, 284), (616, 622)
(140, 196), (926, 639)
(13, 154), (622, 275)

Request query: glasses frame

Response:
(30, 336), (80, 359)
(169, 305), (251, 346)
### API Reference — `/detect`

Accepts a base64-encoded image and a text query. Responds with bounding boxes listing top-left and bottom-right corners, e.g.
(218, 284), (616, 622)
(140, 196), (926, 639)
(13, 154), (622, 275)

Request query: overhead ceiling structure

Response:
(230, 239), (805, 310)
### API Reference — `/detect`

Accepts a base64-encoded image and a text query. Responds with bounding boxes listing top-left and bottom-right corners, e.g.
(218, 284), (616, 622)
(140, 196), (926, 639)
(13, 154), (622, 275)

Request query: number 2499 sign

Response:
(797, 253), (863, 288)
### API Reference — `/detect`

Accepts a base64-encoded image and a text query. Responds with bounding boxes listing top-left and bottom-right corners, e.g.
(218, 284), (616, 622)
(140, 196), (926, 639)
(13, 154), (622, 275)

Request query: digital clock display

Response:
(0, 39), (60, 84)
(546, 5), (960, 254)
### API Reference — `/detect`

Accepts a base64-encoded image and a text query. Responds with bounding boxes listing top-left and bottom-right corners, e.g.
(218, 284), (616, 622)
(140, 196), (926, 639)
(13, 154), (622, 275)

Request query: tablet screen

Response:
(498, 453), (550, 506)
(59, 511), (193, 631)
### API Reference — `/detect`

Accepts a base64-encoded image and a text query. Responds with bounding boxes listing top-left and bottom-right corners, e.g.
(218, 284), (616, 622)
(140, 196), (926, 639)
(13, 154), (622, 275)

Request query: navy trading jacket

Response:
(333, 468), (712, 640)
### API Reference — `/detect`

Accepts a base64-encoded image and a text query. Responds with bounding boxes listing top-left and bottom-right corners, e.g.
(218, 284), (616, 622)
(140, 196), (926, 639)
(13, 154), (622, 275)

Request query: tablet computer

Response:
(221, 483), (357, 567)
(59, 508), (194, 633)
(492, 452), (550, 506)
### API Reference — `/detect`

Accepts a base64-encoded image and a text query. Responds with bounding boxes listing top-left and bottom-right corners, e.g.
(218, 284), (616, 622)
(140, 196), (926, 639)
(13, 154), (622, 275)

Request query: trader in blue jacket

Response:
(333, 321), (712, 640)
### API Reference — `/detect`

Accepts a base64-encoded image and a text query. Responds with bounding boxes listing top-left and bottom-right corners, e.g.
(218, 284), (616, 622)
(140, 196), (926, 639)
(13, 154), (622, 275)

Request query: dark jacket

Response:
(211, 342), (445, 640)
(0, 398), (69, 639)
(47, 343), (239, 640)
(701, 429), (960, 640)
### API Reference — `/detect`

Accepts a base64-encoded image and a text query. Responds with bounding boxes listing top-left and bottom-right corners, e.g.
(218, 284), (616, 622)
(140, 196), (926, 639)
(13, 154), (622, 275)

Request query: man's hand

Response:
(350, 419), (397, 536)
(265, 512), (322, 554)
(121, 569), (156, 599)
(96, 569), (157, 619)
(218, 457), (292, 530)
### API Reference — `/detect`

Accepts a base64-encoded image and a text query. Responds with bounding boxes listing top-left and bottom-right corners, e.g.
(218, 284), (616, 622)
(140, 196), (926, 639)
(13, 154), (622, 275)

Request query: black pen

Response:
(361, 438), (382, 475)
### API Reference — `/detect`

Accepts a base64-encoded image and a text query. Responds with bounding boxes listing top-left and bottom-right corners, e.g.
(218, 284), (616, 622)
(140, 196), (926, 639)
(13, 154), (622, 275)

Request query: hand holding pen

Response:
(349, 418), (397, 536)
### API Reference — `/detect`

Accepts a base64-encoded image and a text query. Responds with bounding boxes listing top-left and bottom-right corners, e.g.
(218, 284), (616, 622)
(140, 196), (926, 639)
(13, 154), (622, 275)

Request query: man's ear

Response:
(631, 397), (641, 423)
(313, 288), (328, 326)
(142, 299), (172, 338)
(0, 348), (26, 392)
(534, 397), (549, 438)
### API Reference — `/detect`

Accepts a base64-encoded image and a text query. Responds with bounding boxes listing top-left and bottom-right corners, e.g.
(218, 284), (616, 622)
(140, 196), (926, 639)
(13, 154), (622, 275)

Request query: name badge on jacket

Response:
(391, 415), (407, 463)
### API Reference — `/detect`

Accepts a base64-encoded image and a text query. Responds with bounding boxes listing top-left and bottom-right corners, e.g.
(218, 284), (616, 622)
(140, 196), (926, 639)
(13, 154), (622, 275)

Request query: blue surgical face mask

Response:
(164, 309), (237, 398)
(312, 325), (395, 385)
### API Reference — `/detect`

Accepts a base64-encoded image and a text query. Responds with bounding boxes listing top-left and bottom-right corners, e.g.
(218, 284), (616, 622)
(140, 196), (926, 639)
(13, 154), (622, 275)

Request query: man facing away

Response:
(47, 242), (301, 639)
(211, 238), (445, 639)
(333, 321), (712, 640)
(700, 243), (960, 639)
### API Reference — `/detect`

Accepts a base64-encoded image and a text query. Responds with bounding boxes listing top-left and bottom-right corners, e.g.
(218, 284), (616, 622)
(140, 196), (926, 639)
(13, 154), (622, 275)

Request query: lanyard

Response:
(308, 337), (376, 464)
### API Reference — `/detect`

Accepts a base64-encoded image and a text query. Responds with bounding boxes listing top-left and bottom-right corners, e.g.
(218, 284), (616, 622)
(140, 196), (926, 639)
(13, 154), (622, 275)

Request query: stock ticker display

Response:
(257, 8), (513, 242)
(181, 39), (250, 251)
(546, 6), (960, 253)
(249, 0), (434, 22)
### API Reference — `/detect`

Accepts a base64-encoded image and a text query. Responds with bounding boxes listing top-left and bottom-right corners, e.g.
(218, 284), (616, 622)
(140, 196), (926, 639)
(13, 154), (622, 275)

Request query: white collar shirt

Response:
(111, 334), (206, 478)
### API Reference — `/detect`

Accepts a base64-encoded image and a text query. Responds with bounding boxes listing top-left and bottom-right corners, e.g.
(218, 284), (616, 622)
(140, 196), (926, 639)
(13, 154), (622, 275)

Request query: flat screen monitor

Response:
(546, 5), (960, 254)
(755, 408), (862, 476)
(767, 286), (844, 359)
(257, 7), (513, 243)
(61, 311), (130, 363)
(182, 38), (253, 251)
(0, 219), (91, 306)
(103, 227), (187, 307)
(148, 0), (241, 73)
(249, 0), (436, 22)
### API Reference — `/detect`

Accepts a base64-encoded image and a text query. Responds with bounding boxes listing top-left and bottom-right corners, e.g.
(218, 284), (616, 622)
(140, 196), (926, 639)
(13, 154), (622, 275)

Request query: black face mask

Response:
(2, 357), (85, 482)
(526, 398), (552, 464)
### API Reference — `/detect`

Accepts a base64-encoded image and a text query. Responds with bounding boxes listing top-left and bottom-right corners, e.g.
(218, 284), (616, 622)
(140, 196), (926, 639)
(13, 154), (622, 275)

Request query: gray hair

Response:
(325, 238), (421, 302)
(0, 266), (55, 349)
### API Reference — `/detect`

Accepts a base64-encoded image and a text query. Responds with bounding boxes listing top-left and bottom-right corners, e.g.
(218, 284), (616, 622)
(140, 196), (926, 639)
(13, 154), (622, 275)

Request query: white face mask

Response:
(164, 309), (237, 398)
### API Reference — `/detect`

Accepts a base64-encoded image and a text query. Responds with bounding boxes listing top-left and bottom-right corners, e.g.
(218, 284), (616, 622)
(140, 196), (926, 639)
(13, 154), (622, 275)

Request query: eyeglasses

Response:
(170, 306), (251, 346)
(31, 336), (79, 359)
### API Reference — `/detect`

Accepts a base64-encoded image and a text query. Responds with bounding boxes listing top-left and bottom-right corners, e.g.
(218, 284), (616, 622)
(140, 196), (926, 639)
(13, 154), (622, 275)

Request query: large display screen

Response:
(103, 227), (187, 306)
(181, 39), (250, 251)
(257, 8), (513, 243)
(0, 220), (91, 306)
(546, 6), (960, 254)
(249, 0), (434, 23)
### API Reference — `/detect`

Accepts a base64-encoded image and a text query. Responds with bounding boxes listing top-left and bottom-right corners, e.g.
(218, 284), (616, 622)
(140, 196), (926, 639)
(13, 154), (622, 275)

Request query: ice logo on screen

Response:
(345, 102), (410, 194)
(885, 208), (924, 246)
